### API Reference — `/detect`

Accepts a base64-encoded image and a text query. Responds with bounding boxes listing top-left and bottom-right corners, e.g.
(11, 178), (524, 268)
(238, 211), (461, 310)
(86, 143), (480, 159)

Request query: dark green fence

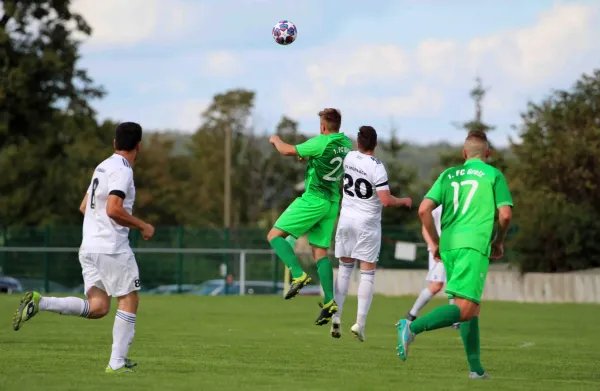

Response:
(0, 225), (513, 294)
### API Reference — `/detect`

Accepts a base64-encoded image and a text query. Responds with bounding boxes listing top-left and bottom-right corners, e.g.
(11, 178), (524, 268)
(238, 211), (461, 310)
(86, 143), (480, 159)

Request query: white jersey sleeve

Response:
(431, 205), (442, 236)
(108, 167), (133, 199)
(372, 162), (389, 191)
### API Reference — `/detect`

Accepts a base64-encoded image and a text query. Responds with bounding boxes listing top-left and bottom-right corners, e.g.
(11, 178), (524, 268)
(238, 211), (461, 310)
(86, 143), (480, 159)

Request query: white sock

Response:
(334, 261), (354, 320)
(109, 310), (136, 370)
(39, 296), (90, 317)
(449, 298), (455, 305)
(409, 288), (435, 317)
(356, 270), (375, 328)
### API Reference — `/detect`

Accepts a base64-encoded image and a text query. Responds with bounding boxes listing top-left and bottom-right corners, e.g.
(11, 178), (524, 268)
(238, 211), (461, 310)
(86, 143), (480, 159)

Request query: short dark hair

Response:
(357, 126), (377, 151)
(466, 130), (488, 142)
(318, 108), (342, 131)
(115, 122), (142, 151)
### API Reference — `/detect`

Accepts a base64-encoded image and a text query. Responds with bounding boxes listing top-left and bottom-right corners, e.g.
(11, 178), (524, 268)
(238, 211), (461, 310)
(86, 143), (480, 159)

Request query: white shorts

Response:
(426, 252), (446, 283)
(334, 215), (381, 263)
(79, 252), (140, 297)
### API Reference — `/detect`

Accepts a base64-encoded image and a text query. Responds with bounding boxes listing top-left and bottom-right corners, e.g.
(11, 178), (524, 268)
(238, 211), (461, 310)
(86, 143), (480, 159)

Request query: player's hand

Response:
(399, 197), (412, 208)
(490, 240), (504, 260)
(269, 135), (281, 145)
(141, 223), (155, 240)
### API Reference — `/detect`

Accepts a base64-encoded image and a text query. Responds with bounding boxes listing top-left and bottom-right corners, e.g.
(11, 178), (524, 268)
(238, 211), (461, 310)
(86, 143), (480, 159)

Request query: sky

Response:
(72, 0), (600, 147)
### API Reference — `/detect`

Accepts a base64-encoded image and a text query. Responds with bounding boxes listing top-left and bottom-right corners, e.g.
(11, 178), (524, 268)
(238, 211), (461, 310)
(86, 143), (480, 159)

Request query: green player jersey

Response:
(295, 133), (352, 202)
(424, 158), (513, 255)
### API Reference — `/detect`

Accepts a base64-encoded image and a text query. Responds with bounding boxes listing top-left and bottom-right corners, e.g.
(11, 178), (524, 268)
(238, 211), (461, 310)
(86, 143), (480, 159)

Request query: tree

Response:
(186, 89), (263, 227)
(0, 0), (104, 226)
(376, 127), (419, 228)
(131, 133), (192, 226)
(259, 116), (308, 227)
(509, 70), (600, 272)
(438, 78), (506, 173)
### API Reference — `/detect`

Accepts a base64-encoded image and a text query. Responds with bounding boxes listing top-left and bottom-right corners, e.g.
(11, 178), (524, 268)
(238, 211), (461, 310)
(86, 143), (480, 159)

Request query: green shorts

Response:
(274, 192), (339, 249)
(442, 248), (489, 304)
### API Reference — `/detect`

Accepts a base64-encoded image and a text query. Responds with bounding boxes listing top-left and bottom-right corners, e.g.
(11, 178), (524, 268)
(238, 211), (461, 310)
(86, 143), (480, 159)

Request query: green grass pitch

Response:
(0, 295), (599, 391)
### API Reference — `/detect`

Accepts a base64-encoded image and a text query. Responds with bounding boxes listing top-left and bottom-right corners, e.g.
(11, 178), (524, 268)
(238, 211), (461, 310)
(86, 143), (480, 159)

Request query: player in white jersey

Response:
(332, 126), (412, 341)
(12, 122), (155, 374)
(405, 204), (459, 329)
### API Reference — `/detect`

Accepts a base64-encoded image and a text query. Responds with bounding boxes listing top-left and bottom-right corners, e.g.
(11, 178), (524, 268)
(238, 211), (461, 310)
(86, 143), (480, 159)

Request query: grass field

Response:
(1, 294), (599, 391)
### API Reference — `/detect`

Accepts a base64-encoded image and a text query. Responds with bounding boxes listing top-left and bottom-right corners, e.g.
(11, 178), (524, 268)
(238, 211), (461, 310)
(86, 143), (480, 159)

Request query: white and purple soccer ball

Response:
(272, 20), (297, 45)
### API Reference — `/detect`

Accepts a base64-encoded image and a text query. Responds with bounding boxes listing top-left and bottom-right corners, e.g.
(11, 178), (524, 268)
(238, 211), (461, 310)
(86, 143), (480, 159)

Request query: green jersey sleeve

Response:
(295, 135), (327, 158)
(424, 172), (444, 205)
(494, 172), (513, 208)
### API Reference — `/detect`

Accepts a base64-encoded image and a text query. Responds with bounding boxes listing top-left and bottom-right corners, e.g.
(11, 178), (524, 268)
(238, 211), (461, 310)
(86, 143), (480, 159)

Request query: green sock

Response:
(316, 257), (334, 303)
(409, 304), (461, 335)
(269, 237), (304, 279)
(461, 317), (485, 375)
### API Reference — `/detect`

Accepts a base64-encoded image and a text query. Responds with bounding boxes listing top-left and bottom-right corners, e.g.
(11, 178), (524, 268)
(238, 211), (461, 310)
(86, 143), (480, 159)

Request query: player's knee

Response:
(312, 247), (328, 261)
(267, 228), (284, 243)
(88, 301), (110, 319)
(454, 298), (478, 322)
(428, 282), (444, 295)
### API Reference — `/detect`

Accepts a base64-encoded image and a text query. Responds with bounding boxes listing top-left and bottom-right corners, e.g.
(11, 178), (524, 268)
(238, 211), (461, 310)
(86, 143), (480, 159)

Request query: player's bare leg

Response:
(267, 228), (311, 299)
(313, 246), (338, 326)
(331, 257), (354, 338)
(12, 286), (109, 331)
(350, 260), (376, 342)
(106, 291), (139, 374)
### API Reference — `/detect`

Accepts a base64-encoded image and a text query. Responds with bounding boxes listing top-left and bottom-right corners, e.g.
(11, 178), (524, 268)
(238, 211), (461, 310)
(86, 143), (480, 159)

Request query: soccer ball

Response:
(272, 20), (297, 45)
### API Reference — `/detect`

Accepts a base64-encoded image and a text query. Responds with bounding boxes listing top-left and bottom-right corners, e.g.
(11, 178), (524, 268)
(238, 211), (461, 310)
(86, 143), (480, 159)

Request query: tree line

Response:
(1, 1), (599, 272)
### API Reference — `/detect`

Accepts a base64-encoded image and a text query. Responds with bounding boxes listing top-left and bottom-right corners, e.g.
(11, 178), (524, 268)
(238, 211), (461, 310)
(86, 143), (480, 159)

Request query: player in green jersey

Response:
(267, 108), (353, 325)
(396, 131), (513, 379)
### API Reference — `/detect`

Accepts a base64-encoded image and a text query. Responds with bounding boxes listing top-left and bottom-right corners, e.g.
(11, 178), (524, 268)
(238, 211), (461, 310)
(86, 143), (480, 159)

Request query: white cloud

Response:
(354, 86), (444, 116)
(307, 45), (410, 87)
(289, 2), (599, 121)
(173, 99), (211, 132)
(72, 0), (203, 47)
(417, 3), (599, 87)
(204, 52), (242, 77)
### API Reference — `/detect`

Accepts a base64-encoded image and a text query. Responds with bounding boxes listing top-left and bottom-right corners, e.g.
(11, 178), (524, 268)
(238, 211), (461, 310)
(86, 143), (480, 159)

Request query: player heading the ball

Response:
(267, 108), (352, 326)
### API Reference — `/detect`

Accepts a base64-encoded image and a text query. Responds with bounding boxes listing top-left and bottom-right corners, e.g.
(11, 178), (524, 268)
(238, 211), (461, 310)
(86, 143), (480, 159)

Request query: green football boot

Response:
(13, 291), (41, 331)
(314, 300), (338, 326)
(284, 272), (312, 300)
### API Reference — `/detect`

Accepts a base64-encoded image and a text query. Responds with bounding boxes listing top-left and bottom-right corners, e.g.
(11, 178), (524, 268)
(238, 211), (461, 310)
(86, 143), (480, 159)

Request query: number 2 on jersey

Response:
(451, 180), (478, 214)
(90, 178), (100, 209)
(343, 174), (373, 199)
(323, 157), (343, 181)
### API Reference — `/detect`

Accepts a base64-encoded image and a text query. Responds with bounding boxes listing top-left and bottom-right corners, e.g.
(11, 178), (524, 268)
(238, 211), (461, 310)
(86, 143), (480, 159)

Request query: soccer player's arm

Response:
(294, 136), (326, 159)
(105, 168), (149, 232)
(375, 164), (411, 207)
(270, 135), (298, 156)
(493, 172), (514, 244)
(419, 174), (443, 247)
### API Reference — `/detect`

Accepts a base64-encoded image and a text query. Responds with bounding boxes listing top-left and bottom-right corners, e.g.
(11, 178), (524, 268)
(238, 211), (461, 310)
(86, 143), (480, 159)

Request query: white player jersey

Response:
(340, 150), (390, 222)
(80, 154), (136, 254)
(432, 205), (442, 236)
